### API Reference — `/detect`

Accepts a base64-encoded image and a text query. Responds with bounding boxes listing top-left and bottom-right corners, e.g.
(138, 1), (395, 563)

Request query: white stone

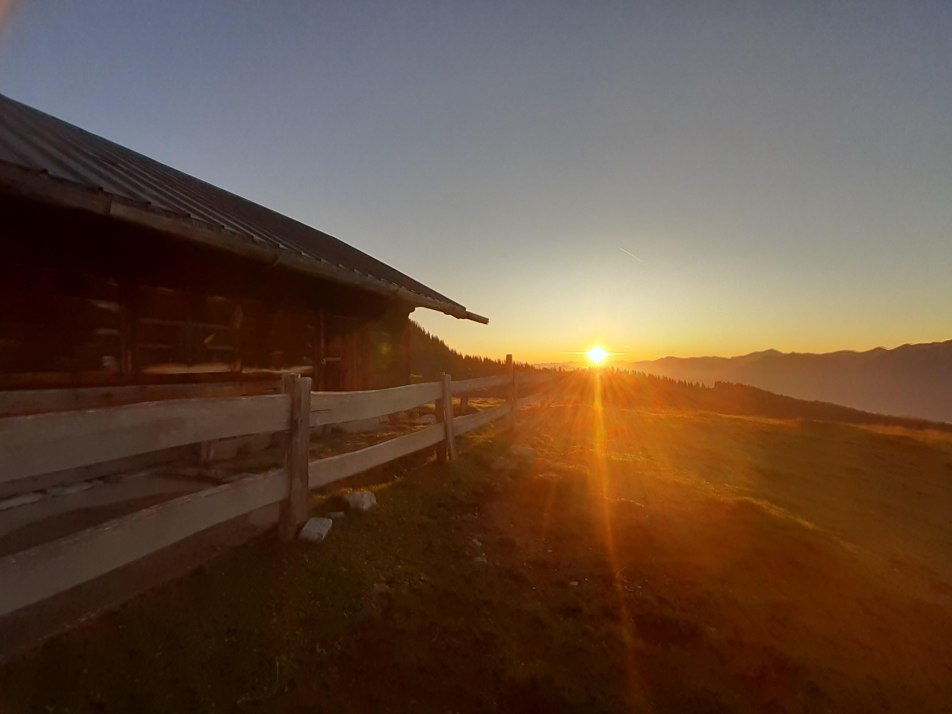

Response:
(299, 517), (333, 544)
(343, 491), (377, 511)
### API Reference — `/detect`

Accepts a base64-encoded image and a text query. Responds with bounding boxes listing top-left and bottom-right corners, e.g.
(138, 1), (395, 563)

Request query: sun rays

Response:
(532, 370), (656, 704)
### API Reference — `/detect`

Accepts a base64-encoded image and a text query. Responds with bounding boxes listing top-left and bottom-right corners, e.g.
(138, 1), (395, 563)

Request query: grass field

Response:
(3, 383), (951, 712)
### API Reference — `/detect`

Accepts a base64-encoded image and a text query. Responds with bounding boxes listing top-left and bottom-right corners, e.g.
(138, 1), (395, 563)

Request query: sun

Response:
(587, 345), (608, 365)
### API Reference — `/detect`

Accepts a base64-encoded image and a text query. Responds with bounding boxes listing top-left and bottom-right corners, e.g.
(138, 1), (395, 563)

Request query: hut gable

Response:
(0, 93), (485, 390)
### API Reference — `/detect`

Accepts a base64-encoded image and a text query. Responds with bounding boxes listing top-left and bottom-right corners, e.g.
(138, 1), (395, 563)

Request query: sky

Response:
(1, 1), (949, 363)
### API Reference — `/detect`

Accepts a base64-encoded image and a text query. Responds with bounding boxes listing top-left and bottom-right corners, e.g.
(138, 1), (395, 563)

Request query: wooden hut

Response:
(0, 93), (486, 394)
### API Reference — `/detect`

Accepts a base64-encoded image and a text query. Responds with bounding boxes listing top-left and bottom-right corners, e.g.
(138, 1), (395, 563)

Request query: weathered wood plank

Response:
(309, 382), (441, 427)
(0, 380), (281, 417)
(308, 423), (444, 489)
(453, 404), (511, 436)
(279, 375), (311, 541)
(0, 469), (287, 617)
(0, 444), (198, 500)
(439, 373), (457, 461)
(0, 394), (291, 482)
(449, 375), (509, 396)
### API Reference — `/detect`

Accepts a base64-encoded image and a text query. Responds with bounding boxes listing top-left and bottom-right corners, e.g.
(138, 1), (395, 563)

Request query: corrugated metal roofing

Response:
(0, 93), (481, 320)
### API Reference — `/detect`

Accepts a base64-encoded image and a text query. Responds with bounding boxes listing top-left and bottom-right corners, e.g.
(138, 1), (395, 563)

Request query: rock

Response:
(372, 582), (391, 595)
(327, 511), (346, 520)
(0, 492), (45, 511)
(343, 491), (377, 511)
(568, 581), (579, 587)
(298, 517), (333, 543)
(509, 445), (536, 459)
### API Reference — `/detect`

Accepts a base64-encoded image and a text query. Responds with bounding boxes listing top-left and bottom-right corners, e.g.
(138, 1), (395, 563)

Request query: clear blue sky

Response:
(1, 1), (950, 362)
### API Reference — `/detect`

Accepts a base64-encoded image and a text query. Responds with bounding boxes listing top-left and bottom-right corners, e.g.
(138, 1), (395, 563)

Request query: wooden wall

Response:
(0, 195), (411, 390)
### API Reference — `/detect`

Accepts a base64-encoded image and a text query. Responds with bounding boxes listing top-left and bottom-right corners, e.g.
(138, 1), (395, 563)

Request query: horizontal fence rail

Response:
(453, 403), (511, 436)
(0, 359), (552, 619)
(309, 423), (446, 489)
(0, 395), (291, 483)
(0, 468), (287, 617)
(310, 382), (442, 427)
(0, 380), (281, 418)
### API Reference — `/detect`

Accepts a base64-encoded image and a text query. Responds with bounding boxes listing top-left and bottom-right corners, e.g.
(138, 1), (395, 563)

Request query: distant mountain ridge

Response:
(619, 340), (952, 423)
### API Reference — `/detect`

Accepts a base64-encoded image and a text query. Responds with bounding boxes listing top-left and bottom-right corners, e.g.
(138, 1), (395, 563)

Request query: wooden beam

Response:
(0, 380), (281, 417)
(310, 382), (441, 427)
(440, 373), (456, 461)
(308, 423), (444, 489)
(0, 394), (290, 482)
(0, 468), (287, 618)
(453, 404), (510, 436)
(278, 374), (311, 541)
(0, 444), (197, 500)
(119, 281), (137, 375)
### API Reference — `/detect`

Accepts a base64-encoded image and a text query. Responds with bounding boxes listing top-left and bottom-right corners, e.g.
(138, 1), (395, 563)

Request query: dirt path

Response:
(2, 404), (950, 712)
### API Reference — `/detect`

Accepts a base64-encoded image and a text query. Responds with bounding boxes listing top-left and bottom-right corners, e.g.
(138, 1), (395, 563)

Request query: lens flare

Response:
(587, 345), (608, 364)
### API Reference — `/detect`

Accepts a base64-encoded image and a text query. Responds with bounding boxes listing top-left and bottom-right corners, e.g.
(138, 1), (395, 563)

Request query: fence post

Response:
(506, 354), (516, 432)
(279, 373), (312, 541)
(439, 373), (457, 461)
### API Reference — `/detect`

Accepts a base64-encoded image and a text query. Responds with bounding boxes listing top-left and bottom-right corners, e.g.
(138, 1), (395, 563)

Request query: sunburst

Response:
(587, 345), (608, 364)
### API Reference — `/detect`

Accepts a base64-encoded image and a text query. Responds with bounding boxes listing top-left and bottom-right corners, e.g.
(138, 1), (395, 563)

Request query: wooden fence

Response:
(0, 358), (550, 618)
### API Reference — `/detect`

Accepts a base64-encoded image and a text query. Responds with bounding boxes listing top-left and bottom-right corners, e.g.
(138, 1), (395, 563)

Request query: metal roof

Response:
(0, 93), (487, 323)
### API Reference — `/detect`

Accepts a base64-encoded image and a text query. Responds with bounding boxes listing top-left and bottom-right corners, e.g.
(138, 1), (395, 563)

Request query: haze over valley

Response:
(544, 339), (952, 424)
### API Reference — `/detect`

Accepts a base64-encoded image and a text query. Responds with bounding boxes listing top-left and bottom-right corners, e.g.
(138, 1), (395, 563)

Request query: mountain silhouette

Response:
(622, 340), (952, 423)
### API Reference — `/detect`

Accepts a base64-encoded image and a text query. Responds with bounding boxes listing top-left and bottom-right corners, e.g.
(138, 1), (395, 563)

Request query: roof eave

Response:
(0, 162), (489, 324)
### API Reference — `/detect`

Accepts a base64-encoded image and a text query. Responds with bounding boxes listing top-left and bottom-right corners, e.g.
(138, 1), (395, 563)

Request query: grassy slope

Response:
(2, 401), (951, 712)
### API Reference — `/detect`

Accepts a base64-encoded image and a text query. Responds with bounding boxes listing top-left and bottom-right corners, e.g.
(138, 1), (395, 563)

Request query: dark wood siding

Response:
(0, 196), (412, 390)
